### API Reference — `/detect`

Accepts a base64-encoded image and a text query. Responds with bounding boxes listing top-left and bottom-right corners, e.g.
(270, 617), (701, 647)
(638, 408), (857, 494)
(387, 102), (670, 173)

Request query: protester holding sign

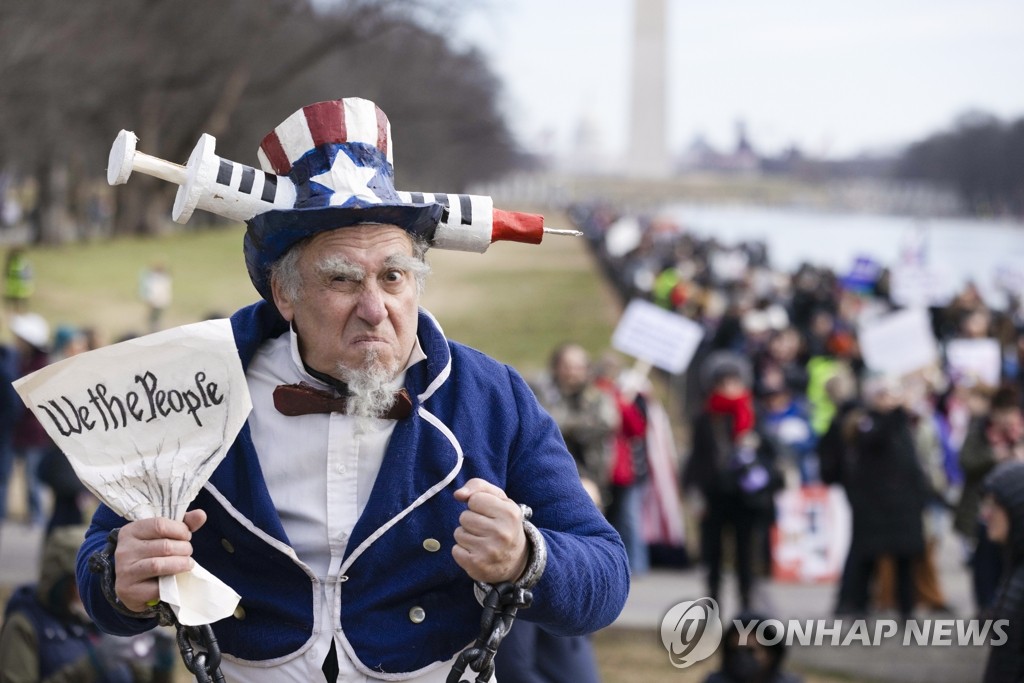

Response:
(74, 98), (628, 682)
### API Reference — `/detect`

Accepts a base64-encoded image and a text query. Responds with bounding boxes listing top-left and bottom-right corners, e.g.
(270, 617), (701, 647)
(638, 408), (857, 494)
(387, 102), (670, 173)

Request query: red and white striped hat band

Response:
(256, 98), (394, 176)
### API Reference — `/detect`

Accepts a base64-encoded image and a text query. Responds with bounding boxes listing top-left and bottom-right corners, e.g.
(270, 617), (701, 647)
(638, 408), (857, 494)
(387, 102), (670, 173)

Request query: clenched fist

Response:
(452, 479), (528, 584)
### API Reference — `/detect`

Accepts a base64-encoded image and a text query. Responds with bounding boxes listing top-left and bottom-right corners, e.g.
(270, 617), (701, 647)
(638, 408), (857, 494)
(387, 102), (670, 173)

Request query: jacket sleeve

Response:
(960, 419), (997, 478)
(502, 366), (630, 636)
(75, 504), (160, 637)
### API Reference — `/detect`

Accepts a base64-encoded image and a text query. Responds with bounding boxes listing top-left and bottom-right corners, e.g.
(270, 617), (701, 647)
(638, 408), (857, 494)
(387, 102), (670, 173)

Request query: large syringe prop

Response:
(107, 130), (581, 252)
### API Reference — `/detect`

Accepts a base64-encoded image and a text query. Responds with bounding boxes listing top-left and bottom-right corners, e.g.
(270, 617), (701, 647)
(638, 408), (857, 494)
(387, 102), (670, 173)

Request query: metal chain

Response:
(87, 528), (226, 683)
(447, 581), (533, 683)
(447, 505), (547, 683)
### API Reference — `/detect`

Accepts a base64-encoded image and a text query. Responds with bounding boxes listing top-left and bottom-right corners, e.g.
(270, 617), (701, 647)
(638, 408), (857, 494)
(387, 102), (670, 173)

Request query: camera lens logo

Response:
(660, 597), (723, 668)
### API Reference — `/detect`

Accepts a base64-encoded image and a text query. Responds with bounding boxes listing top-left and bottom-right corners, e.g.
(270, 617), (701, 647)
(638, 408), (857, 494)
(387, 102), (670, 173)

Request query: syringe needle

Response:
(543, 228), (584, 237)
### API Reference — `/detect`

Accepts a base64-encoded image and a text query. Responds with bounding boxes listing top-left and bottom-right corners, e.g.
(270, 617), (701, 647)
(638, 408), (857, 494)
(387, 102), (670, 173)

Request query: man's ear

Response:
(270, 275), (295, 322)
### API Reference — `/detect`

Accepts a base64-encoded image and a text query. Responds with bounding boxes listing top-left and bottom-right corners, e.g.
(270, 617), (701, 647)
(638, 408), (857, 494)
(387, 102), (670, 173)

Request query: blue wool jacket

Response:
(77, 301), (630, 678)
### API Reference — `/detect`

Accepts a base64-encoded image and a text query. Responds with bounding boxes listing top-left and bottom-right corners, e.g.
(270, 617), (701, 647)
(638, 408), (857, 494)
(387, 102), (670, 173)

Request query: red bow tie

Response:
(273, 383), (413, 420)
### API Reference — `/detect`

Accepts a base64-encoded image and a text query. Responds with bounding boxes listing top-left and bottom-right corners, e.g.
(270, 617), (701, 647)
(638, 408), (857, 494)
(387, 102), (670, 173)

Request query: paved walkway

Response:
(616, 529), (989, 683)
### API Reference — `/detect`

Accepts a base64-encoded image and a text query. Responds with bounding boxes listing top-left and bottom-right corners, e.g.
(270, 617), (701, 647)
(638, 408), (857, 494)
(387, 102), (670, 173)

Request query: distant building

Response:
(676, 120), (762, 174)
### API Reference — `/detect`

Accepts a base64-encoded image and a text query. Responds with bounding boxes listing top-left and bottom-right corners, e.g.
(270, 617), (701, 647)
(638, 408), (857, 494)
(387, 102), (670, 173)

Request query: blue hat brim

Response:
(244, 203), (443, 301)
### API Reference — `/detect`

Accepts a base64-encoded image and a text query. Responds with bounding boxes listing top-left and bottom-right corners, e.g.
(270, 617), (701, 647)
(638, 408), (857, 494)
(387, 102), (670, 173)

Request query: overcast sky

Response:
(451, 0), (1024, 160)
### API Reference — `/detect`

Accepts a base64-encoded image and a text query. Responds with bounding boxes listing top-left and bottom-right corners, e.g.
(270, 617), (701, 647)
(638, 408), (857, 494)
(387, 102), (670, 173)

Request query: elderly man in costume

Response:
(76, 98), (629, 682)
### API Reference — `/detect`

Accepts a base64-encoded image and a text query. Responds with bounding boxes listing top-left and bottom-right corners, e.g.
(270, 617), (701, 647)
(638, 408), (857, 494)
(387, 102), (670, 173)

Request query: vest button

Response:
(233, 605), (246, 620)
(422, 538), (441, 552)
(408, 606), (426, 624)
(221, 538), (235, 554)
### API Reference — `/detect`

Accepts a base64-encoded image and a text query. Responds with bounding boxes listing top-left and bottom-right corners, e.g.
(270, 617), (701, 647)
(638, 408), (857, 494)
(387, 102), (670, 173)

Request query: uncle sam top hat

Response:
(243, 98), (444, 301)
(106, 98), (566, 304)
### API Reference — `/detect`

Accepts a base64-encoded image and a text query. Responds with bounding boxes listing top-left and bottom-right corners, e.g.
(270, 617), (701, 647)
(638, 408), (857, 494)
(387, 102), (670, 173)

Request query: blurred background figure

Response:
(756, 369), (816, 487)
(684, 354), (782, 611)
(839, 374), (928, 619)
(955, 384), (1024, 615)
(594, 353), (651, 575)
(531, 343), (619, 508)
(0, 524), (175, 682)
(874, 372), (954, 615)
(138, 262), (172, 333)
(3, 248), (33, 314)
(0, 314), (22, 529)
(4, 313), (52, 528)
(979, 461), (1024, 683)
(702, 612), (803, 683)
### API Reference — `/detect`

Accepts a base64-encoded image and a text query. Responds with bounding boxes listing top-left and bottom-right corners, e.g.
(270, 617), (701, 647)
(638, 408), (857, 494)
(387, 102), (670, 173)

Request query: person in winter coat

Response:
(531, 343), (620, 505)
(0, 525), (173, 683)
(684, 360), (782, 611)
(841, 374), (929, 619)
(981, 460), (1024, 683)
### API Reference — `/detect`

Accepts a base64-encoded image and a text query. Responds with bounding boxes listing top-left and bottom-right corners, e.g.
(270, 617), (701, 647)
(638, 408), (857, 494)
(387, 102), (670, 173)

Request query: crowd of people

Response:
(569, 203), (1024, 680)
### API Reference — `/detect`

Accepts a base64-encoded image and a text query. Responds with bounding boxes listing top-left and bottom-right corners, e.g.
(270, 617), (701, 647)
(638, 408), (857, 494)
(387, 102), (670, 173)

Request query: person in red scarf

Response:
(684, 358), (782, 610)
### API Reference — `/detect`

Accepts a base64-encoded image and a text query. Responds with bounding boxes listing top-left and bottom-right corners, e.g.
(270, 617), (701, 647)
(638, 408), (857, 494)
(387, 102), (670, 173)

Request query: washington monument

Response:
(628, 0), (670, 177)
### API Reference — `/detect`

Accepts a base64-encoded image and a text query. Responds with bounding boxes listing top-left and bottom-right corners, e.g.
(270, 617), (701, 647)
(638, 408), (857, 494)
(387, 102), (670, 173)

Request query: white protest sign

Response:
(604, 216), (642, 258)
(858, 308), (939, 377)
(710, 249), (749, 283)
(14, 318), (248, 625)
(611, 298), (704, 375)
(996, 263), (1024, 295)
(890, 265), (955, 308)
(946, 338), (1002, 388)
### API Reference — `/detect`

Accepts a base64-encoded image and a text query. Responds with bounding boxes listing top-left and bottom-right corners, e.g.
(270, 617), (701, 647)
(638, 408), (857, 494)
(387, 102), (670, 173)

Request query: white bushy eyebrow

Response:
(315, 256), (365, 282)
(384, 253), (430, 278)
(314, 253), (429, 283)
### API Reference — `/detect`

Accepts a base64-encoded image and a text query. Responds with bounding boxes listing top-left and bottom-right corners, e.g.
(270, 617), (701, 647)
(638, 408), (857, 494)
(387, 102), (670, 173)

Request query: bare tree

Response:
(0, 0), (520, 243)
(898, 111), (1024, 218)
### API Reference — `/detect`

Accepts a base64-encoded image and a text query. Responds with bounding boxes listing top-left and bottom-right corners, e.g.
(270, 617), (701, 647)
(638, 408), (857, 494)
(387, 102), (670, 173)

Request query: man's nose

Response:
(356, 281), (388, 326)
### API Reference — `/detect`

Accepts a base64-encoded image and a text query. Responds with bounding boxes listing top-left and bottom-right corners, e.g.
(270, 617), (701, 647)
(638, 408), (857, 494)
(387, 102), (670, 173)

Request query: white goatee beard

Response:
(338, 349), (401, 419)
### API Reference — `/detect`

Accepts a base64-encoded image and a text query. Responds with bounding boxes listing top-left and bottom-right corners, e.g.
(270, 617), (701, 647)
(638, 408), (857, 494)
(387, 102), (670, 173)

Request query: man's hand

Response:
(452, 479), (528, 584)
(113, 509), (207, 613)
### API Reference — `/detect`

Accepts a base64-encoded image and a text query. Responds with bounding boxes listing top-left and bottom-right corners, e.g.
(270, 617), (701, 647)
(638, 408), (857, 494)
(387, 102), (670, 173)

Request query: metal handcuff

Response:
(88, 528), (226, 683)
(447, 504), (548, 683)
